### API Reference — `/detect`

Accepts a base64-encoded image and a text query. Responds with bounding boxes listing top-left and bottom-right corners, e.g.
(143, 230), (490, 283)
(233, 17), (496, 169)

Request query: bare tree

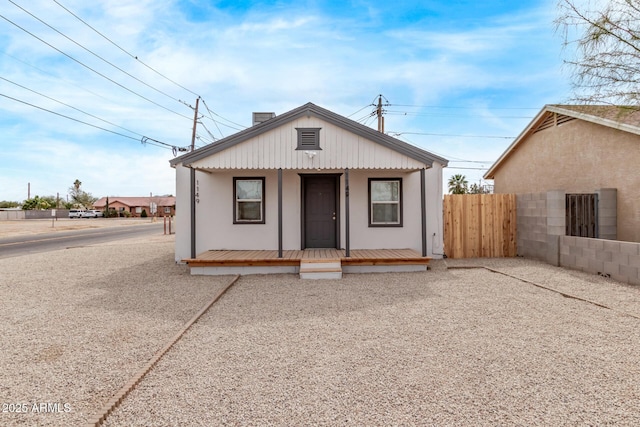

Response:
(556, 0), (640, 104)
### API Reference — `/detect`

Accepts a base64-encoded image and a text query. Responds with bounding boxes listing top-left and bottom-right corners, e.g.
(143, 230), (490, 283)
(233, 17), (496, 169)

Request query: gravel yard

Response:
(3, 229), (640, 426)
(104, 259), (640, 426)
(0, 235), (234, 426)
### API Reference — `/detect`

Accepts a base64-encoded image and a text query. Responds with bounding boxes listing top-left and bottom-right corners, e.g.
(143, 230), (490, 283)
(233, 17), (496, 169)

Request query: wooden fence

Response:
(443, 194), (517, 259)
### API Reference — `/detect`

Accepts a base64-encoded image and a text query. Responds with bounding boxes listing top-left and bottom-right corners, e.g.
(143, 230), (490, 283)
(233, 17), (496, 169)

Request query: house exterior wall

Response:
(189, 116), (427, 171)
(173, 163), (445, 262)
(493, 119), (640, 243)
(347, 167), (444, 254)
(105, 201), (130, 213)
(175, 164), (192, 260)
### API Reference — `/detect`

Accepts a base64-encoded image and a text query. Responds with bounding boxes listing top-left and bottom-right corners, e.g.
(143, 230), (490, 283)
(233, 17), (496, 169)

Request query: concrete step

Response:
(299, 259), (342, 279)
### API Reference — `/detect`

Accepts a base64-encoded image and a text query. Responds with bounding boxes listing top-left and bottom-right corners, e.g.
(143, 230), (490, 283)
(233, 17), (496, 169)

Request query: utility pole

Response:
(190, 97), (200, 151)
(376, 95), (385, 133)
(188, 96), (200, 259)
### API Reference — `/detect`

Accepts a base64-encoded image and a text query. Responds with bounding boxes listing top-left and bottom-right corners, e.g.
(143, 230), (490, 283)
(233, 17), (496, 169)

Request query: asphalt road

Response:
(0, 222), (165, 259)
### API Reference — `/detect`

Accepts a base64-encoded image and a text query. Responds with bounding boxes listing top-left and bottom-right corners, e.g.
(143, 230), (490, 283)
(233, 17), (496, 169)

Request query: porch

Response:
(185, 248), (431, 276)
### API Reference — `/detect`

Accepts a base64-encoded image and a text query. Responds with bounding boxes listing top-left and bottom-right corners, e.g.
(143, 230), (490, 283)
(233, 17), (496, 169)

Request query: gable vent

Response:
(300, 131), (317, 146)
(534, 112), (576, 133)
(295, 127), (321, 150)
(534, 112), (556, 133)
(556, 114), (576, 126)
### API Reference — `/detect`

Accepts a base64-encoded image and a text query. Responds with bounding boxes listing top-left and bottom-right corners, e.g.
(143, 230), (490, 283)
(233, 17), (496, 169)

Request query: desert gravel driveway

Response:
(104, 262), (640, 426)
(2, 225), (640, 426)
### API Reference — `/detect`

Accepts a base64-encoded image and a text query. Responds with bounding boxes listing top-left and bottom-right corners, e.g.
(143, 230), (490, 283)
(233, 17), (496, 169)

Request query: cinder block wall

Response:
(545, 190), (566, 266)
(516, 189), (638, 285)
(517, 189), (617, 266)
(560, 236), (640, 286)
(0, 210), (26, 220)
(24, 209), (70, 219)
(596, 188), (617, 240)
(516, 193), (548, 261)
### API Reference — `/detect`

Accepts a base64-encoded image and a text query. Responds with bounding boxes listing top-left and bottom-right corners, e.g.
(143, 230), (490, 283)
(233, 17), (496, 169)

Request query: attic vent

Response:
(556, 114), (576, 126)
(252, 112), (275, 126)
(534, 112), (556, 133)
(295, 128), (321, 150)
(534, 112), (576, 133)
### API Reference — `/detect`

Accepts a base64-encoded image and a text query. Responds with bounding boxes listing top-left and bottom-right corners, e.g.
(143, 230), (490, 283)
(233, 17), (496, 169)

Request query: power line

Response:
(1, 50), (112, 102)
(385, 110), (532, 119)
(0, 12), (192, 121)
(388, 131), (515, 139)
(197, 120), (218, 143)
(1, 75), (146, 139)
(200, 98), (246, 132)
(389, 103), (539, 110)
(9, 0), (185, 106)
(446, 166), (490, 170)
(0, 92), (184, 151)
(52, 0), (200, 99)
(1, 48), (190, 151)
(449, 160), (494, 164)
(51, 1), (251, 140)
(354, 110), (376, 124)
(347, 103), (375, 118)
(391, 133), (475, 162)
(5, 3), (244, 151)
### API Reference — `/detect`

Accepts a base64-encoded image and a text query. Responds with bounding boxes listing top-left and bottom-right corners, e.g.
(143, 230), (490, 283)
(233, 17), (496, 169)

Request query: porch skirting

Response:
(185, 249), (430, 276)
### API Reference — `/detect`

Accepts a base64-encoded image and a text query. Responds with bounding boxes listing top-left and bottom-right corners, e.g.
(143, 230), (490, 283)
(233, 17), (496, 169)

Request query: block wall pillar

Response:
(546, 190), (566, 266)
(596, 188), (617, 240)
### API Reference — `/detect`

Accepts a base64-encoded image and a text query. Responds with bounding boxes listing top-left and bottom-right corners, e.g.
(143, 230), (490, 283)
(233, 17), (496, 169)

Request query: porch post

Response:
(420, 168), (427, 257)
(278, 168), (283, 258)
(190, 168), (196, 259)
(345, 168), (350, 257)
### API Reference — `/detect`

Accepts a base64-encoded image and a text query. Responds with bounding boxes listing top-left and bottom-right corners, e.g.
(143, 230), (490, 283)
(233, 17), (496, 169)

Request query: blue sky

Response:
(0, 0), (571, 203)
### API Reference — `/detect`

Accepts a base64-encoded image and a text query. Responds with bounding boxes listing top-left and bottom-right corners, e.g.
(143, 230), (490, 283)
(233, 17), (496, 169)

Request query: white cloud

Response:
(0, 0), (571, 202)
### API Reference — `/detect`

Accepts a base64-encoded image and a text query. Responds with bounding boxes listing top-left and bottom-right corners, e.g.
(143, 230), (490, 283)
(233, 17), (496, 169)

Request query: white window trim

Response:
(368, 178), (403, 227)
(233, 177), (265, 224)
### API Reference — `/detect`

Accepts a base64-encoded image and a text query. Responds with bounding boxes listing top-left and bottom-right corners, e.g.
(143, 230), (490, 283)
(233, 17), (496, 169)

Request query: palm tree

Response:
(448, 174), (468, 194)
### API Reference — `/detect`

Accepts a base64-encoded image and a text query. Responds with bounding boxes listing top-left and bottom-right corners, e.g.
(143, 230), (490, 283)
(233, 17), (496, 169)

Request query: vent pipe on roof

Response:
(252, 112), (276, 126)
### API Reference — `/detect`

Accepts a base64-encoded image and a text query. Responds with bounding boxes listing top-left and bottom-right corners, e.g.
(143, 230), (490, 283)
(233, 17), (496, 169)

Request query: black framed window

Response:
(369, 178), (402, 227)
(295, 128), (321, 150)
(233, 177), (265, 224)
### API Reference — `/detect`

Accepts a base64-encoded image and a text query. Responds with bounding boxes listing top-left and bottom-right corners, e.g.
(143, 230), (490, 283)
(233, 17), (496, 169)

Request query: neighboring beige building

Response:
(170, 102), (449, 268)
(93, 196), (175, 217)
(485, 105), (640, 243)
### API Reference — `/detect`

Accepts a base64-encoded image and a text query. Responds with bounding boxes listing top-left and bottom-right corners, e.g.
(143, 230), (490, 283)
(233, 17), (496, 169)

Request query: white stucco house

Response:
(170, 102), (448, 276)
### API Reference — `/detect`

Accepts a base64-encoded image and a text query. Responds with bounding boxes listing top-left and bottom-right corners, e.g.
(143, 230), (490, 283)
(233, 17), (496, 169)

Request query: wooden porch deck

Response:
(185, 249), (430, 267)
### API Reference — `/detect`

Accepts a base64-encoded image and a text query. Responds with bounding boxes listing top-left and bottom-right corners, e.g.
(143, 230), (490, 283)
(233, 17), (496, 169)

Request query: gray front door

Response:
(303, 175), (338, 248)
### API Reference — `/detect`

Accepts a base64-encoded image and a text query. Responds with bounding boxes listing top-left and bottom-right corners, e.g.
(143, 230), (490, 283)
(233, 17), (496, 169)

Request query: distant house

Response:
(169, 102), (449, 273)
(485, 104), (640, 243)
(93, 196), (175, 217)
